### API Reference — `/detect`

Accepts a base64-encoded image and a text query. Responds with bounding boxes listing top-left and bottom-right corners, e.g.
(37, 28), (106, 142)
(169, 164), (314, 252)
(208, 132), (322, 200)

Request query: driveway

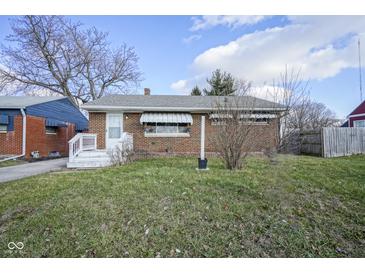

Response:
(0, 158), (67, 183)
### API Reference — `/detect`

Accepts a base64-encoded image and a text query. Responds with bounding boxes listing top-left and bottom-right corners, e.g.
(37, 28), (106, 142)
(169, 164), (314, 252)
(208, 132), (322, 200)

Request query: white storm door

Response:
(106, 113), (123, 149)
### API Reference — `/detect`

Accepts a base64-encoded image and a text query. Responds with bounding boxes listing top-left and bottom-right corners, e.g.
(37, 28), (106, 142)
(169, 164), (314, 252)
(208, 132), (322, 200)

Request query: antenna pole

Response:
(358, 38), (363, 102)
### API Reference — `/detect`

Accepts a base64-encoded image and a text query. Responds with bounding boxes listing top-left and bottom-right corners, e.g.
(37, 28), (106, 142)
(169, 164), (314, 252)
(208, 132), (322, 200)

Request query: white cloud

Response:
(170, 79), (189, 94)
(248, 85), (288, 102)
(190, 15), (267, 31)
(182, 34), (202, 44)
(172, 16), (365, 94)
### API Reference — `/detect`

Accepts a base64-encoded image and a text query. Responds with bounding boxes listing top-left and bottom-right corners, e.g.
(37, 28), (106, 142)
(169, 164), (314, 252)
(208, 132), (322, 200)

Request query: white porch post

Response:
(200, 115), (205, 160)
(79, 135), (83, 151)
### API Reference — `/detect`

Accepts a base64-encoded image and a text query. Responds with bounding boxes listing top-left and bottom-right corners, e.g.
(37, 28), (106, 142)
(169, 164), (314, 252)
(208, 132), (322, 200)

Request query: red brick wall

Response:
(89, 112), (279, 155)
(125, 113), (278, 155)
(88, 112), (106, 149)
(25, 115), (75, 159)
(0, 114), (77, 159)
(0, 115), (23, 155)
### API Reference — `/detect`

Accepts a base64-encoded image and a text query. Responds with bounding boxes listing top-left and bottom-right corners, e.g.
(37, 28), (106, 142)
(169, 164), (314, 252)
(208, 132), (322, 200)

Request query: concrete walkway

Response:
(0, 158), (67, 183)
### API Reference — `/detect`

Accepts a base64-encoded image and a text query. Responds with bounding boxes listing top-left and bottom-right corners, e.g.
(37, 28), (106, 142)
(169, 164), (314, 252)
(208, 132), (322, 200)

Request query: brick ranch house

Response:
(0, 96), (88, 160)
(67, 89), (284, 168)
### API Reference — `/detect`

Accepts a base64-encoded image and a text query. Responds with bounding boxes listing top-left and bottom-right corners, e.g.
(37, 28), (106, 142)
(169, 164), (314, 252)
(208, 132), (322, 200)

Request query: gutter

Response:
(0, 108), (26, 162)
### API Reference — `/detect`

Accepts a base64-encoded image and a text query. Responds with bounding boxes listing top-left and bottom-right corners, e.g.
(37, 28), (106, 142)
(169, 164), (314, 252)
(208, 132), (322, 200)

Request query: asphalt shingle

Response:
(0, 96), (64, 109)
(83, 95), (284, 110)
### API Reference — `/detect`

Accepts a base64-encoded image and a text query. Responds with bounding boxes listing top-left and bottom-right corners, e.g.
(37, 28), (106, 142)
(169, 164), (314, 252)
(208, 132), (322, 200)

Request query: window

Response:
(144, 123), (190, 136)
(211, 118), (269, 126)
(0, 124), (7, 133)
(45, 126), (57, 134)
(353, 120), (365, 127)
(0, 114), (13, 132)
(243, 118), (269, 125)
(108, 115), (121, 139)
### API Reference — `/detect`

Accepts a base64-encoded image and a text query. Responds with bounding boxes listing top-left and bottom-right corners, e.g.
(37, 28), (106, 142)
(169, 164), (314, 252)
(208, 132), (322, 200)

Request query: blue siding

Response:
(0, 114), (8, 124)
(7, 116), (14, 131)
(0, 109), (20, 132)
(26, 98), (88, 130)
(0, 109), (21, 116)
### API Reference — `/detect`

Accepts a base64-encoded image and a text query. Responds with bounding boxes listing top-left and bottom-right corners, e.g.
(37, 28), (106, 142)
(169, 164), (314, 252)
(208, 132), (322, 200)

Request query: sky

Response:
(0, 15), (364, 118)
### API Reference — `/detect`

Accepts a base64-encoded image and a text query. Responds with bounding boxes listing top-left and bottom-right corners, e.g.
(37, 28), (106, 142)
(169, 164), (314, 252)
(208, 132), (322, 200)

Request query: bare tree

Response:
(108, 136), (134, 166)
(268, 67), (311, 153)
(210, 80), (259, 170)
(0, 16), (142, 104)
(287, 101), (338, 130)
(305, 102), (338, 129)
(269, 67), (339, 153)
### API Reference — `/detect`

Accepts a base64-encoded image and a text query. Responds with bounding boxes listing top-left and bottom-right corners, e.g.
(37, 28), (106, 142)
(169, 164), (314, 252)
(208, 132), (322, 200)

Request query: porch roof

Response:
(140, 112), (193, 124)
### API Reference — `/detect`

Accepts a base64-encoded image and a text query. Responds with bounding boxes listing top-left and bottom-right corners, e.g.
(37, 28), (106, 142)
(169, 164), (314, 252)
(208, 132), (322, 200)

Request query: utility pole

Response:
(358, 38), (363, 102)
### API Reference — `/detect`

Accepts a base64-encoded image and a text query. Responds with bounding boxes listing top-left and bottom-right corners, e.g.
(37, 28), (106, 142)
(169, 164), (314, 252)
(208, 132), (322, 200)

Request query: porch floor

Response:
(67, 149), (112, 169)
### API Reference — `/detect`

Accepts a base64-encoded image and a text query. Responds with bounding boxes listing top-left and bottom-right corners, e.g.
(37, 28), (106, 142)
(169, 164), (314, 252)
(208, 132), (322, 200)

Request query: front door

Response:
(106, 113), (123, 149)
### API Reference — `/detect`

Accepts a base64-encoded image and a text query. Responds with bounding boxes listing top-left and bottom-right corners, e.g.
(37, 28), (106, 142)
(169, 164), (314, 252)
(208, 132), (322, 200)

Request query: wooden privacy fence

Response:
(300, 129), (322, 156)
(300, 127), (365, 157)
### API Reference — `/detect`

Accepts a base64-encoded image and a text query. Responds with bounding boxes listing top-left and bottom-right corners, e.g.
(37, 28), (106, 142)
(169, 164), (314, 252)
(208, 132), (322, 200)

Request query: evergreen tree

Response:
(203, 69), (236, 96)
(190, 85), (202, 96)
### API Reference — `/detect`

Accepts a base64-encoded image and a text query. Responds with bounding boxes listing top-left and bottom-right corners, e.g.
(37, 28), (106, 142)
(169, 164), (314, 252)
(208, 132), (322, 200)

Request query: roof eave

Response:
(0, 106), (24, 109)
(82, 105), (286, 112)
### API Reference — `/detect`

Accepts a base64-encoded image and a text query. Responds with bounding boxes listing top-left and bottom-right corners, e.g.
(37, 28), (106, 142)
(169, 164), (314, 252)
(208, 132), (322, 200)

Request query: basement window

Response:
(0, 124), (7, 133)
(45, 126), (57, 135)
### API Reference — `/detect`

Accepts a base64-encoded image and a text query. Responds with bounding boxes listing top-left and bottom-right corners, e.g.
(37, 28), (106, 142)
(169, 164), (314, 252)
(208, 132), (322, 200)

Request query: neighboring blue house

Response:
(0, 96), (88, 159)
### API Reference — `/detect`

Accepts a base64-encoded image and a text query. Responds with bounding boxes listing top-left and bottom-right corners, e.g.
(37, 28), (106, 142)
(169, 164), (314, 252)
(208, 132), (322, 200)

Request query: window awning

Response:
(45, 118), (67, 127)
(0, 114), (9, 124)
(140, 113), (193, 125)
(76, 124), (88, 131)
(209, 113), (277, 119)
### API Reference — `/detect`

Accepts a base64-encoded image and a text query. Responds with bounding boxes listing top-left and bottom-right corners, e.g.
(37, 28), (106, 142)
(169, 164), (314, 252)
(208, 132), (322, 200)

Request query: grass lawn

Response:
(0, 154), (364, 257)
(0, 159), (27, 168)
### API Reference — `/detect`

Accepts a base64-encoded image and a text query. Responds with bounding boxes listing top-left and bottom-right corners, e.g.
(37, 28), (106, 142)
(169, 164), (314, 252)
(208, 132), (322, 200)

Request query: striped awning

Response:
(140, 113), (193, 124)
(45, 118), (67, 127)
(209, 113), (277, 119)
(0, 114), (9, 124)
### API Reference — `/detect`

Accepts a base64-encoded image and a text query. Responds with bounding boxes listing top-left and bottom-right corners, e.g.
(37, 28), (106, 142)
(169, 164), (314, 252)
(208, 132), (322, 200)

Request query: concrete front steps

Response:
(67, 150), (112, 169)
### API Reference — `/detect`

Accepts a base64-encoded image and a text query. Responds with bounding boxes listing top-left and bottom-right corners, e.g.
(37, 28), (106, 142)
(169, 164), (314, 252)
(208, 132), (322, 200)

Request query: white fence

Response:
(300, 127), (365, 158)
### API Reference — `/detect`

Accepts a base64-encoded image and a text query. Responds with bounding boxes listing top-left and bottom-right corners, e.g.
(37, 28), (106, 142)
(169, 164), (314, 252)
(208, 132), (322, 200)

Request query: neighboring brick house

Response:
(342, 100), (365, 127)
(0, 96), (88, 159)
(81, 90), (284, 156)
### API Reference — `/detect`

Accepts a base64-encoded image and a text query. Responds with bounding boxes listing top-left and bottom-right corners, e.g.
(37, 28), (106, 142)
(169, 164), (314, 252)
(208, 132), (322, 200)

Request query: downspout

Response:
(0, 108), (26, 162)
(20, 108), (26, 156)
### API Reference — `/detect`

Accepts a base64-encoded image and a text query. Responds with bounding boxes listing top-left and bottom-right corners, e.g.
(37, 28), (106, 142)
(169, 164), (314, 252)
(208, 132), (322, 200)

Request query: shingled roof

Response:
(0, 96), (65, 109)
(82, 95), (285, 112)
